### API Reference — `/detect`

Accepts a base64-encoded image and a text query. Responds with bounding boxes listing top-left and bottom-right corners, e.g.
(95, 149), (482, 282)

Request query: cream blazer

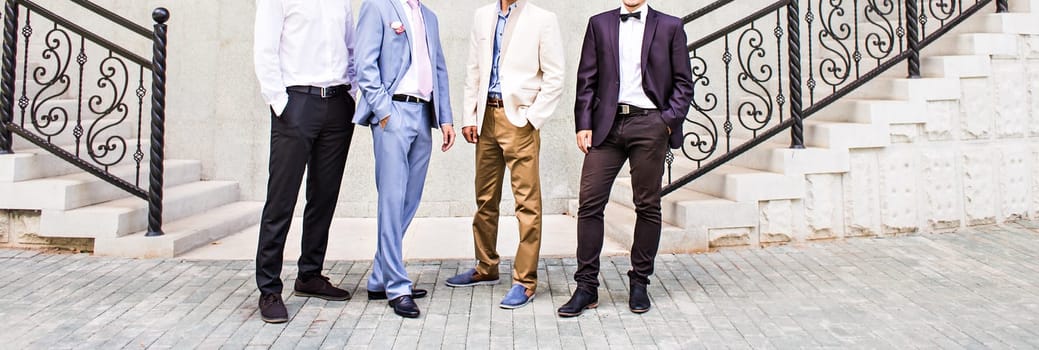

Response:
(462, 1), (565, 132)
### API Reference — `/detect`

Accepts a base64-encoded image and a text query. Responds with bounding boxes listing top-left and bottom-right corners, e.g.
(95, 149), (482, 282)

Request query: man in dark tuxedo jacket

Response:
(558, 0), (694, 317)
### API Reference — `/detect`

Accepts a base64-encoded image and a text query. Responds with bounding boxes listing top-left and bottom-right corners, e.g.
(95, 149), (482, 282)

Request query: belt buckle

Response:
(620, 104), (631, 115)
(320, 86), (335, 98)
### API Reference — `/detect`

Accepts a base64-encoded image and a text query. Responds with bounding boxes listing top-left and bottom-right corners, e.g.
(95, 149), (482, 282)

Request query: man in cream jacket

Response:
(444, 0), (564, 309)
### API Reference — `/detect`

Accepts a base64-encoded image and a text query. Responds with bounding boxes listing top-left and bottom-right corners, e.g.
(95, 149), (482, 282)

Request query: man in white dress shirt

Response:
(254, 0), (357, 324)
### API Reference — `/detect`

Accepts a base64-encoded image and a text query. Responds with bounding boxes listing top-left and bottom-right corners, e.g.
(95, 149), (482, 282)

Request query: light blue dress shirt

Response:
(488, 2), (517, 97)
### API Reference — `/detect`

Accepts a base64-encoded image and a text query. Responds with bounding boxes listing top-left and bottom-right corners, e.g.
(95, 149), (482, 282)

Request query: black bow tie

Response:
(620, 12), (641, 22)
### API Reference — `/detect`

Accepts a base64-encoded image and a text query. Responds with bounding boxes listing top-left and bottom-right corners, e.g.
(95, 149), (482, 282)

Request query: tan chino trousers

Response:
(472, 106), (542, 292)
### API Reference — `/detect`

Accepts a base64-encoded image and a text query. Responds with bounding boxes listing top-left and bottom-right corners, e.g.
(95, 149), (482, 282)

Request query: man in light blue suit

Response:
(354, 0), (456, 318)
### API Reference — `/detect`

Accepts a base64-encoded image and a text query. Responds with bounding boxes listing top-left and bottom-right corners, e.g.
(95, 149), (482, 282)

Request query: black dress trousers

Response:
(256, 91), (355, 295)
(574, 111), (670, 291)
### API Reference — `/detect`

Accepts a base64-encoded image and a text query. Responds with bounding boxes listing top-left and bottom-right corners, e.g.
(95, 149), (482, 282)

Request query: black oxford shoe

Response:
(557, 288), (598, 317)
(294, 275), (352, 301)
(389, 295), (421, 318)
(367, 288), (428, 300)
(259, 293), (289, 323)
(629, 281), (651, 314)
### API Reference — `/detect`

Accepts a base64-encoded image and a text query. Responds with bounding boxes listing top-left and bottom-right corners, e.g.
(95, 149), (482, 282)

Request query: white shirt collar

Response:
(620, 2), (648, 17)
(400, 0), (416, 9)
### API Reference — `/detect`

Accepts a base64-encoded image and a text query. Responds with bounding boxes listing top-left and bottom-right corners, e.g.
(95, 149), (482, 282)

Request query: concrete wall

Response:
(25, 0), (738, 217)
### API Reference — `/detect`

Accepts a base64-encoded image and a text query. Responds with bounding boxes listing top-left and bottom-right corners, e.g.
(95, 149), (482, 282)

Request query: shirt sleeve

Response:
(254, 0), (289, 116)
(344, 0), (359, 97)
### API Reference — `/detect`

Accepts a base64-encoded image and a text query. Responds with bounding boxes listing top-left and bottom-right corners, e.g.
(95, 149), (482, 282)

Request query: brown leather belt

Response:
(487, 97), (505, 109)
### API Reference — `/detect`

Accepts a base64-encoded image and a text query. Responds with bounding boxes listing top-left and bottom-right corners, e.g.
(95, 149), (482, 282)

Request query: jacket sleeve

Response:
(574, 19), (598, 132)
(662, 22), (694, 126)
(525, 12), (565, 130)
(461, 11), (482, 128)
(432, 15), (454, 127)
(355, 0), (392, 125)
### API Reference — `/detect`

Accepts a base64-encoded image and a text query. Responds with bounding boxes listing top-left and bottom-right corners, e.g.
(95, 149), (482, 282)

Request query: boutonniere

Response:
(390, 21), (405, 35)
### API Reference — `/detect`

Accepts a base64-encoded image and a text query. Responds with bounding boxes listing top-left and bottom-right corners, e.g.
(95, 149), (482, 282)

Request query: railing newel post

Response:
(906, 0), (921, 78)
(788, 0), (805, 149)
(146, 7), (168, 237)
(0, 0), (19, 155)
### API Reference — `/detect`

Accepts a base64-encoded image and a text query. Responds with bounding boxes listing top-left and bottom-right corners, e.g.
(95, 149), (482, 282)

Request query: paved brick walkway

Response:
(3, 224), (1039, 349)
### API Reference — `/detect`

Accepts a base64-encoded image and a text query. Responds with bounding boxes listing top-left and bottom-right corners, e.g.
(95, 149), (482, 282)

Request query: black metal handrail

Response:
(69, 0), (152, 38)
(682, 0), (736, 24)
(0, 0), (170, 236)
(663, 0), (1005, 195)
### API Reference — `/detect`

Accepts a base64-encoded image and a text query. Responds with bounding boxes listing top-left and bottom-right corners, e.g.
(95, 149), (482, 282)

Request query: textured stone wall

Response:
(0, 210), (91, 251)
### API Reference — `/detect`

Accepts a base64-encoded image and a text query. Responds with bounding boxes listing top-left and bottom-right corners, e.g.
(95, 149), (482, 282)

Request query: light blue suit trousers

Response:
(367, 101), (433, 299)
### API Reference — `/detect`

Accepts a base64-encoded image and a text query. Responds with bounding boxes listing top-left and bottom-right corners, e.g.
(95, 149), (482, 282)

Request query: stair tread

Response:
(51, 180), (238, 214)
(13, 159), (196, 185)
(123, 201), (264, 238)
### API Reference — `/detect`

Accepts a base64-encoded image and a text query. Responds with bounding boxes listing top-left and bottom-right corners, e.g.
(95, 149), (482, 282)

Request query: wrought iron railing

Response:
(663, 0), (1008, 195)
(0, 0), (169, 236)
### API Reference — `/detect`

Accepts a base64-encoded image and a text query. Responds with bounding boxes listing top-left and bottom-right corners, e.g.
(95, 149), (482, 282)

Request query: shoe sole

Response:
(557, 302), (598, 317)
(499, 293), (536, 310)
(445, 279), (500, 288)
(631, 306), (651, 314)
(261, 316), (289, 324)
(294, 291), (352, 301)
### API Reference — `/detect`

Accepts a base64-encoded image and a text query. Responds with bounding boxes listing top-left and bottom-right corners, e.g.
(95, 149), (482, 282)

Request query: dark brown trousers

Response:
(574, 111), (670, 291)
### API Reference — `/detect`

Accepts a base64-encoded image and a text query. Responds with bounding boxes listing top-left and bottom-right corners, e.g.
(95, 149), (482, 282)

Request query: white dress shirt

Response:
(394, 0), (432, 100)
(617, 3), (656, 109)
(254, 0), (357, 116)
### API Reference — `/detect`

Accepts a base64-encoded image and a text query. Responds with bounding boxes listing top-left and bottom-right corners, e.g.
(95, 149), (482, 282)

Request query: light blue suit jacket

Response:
(354, 0), (453, 128)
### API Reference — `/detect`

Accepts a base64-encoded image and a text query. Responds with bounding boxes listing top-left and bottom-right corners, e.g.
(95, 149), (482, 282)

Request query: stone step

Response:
(600, 201), (704, 254)
(39, 180), (240, 238)
(803, 120), (891, 149)
(610, 177), (758, 231)
(8, 113), (147, 151)
(727, 139), (850, 175)
(93, 201), (264, 258)
(849, 77), (962, 101)
(0, 149), (80, 182)
(921, 55), (992, 78)
(974, 13), (1039, 34)
(0, 140), (151, 182)
(927, 33), (1019, 57)
(811, 99), (929, 124)
(0, 159), (200, 210)
(679, 164), (805, 202)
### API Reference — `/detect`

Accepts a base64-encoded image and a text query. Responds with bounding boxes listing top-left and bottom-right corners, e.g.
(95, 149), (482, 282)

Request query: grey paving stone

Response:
(4, 227), (1039, 348)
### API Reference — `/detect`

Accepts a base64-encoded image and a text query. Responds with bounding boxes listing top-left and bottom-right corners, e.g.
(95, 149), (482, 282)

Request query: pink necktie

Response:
(407, 0), (434, 97)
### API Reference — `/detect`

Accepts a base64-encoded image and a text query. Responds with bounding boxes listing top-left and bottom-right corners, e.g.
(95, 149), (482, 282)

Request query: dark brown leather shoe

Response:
(367, 288), (428, 300)
(259, 293), (289, 323)
(293, 275), (351, 301)
(629, 280), (651, 314)
(557, 288), (598, 317)
(389, 295), (421, 318)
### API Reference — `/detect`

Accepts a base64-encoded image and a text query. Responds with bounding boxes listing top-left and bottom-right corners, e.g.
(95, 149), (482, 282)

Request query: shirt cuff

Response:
(270, 94), (289, 117)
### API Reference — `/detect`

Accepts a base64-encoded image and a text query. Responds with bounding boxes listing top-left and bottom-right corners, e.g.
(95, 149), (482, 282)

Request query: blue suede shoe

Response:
(500, 284), (535, 309)
(445, 268), (500, 287)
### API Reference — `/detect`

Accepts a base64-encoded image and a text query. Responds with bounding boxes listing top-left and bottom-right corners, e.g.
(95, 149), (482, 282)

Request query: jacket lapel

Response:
(641, 7), (659, 73)
(605, 10), (621, 77)
(499, 0), (527, 59)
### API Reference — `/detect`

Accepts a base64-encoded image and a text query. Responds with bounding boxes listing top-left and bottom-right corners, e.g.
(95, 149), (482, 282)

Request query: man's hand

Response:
(462, 126), (479, 144)
(379, 115), (390, 129)
(576, 130), (593, 154)
(441, 124), (456, 152)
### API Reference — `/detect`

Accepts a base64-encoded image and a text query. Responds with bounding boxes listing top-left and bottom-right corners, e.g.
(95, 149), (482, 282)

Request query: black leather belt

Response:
(287, 84), (351, 99)
(617, 104), (656, 116)
(487, 97), (505, 108)
(392, 94), (429, 104)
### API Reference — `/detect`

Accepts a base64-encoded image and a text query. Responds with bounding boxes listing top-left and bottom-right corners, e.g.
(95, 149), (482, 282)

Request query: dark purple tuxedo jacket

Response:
(574, 7), (695, 149)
